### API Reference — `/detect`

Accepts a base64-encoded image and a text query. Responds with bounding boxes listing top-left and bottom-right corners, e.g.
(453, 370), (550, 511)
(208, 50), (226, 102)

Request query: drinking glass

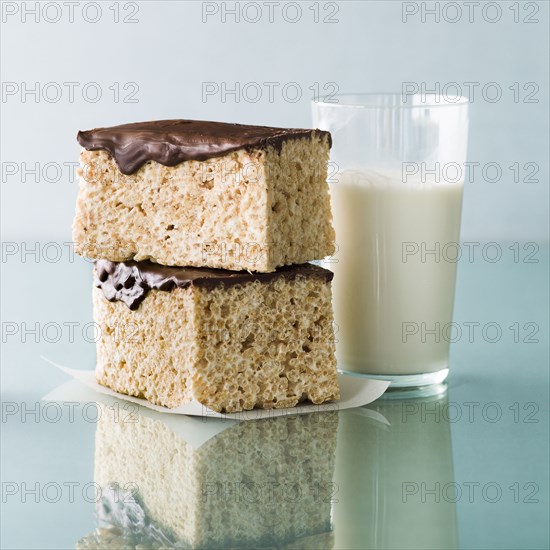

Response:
(313, 93), (469, 388)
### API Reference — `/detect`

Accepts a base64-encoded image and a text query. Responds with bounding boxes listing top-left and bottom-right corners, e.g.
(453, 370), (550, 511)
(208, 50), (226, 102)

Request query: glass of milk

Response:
(313, 93), (469, 389)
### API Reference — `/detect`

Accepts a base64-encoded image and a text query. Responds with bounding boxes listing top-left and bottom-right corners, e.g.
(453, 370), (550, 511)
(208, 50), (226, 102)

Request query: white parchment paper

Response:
(42, 356), (390, 421)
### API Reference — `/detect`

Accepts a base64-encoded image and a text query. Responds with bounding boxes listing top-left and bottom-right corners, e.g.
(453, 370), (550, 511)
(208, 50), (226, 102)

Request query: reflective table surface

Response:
(1, 244), (548, 549)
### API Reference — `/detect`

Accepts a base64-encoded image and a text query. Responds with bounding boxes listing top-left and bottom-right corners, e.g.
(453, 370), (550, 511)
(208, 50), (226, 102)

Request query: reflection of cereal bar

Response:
(73, 119), (335, 272)
(94, 259), (339, 412)
(76, 407), (337, 549)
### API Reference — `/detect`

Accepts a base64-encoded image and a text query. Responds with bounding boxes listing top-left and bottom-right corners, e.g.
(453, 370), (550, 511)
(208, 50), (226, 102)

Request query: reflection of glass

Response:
(313, 94), (469, 389)
(333, 391), (458, 549)
(77, 406), (338, 549)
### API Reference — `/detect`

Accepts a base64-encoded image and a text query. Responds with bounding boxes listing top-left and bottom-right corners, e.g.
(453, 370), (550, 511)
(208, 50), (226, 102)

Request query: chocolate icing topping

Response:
(94, 260), (333, 311)
(77, 119), (332, 175)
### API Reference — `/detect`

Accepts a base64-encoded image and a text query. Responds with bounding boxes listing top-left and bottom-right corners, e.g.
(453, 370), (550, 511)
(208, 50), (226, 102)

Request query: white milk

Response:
(323, 169), (464, 375)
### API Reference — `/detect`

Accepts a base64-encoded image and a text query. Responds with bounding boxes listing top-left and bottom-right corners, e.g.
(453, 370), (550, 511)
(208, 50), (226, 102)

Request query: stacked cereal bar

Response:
(73, 120), (335, 271)
(73, 119), (339, 412)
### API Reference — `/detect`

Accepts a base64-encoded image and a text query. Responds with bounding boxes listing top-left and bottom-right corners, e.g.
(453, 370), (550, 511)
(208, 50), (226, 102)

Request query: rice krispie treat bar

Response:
(93, 259), (339, 412)
(73, 119), (335, 272)
(77, 407), (337, 549)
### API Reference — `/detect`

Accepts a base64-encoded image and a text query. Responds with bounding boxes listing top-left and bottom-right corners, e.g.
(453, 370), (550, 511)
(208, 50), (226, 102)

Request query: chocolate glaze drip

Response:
(77, 119), (332, 175)
(94, 259), (333, 311)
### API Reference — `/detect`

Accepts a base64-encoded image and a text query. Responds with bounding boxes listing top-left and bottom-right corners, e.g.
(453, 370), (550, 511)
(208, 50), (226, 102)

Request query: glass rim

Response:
(313, 92), (469, 109)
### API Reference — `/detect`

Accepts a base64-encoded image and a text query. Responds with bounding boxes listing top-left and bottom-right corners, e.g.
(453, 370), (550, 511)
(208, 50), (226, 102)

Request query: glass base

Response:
(338, 367), (449, 399)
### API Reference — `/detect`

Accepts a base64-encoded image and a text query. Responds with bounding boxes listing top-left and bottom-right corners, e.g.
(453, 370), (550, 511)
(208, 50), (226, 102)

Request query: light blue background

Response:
(1, 0), (549, 242)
